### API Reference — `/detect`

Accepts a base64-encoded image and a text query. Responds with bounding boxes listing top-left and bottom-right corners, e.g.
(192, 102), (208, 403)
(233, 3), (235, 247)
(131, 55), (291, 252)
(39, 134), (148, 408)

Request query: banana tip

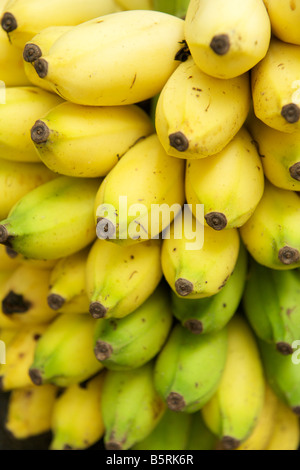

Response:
(1, 12), (17, 33)
(89, 301), (108, 319)
(276, 342), (294, 355)
(175, 278), (194, 297)
(221, 436), (241, 450)
(167, 392), (186, 411)
(47, 293), (65, 311)
(0, 225), (9, 243)
(205, 212), (227, 231)
(29, 368), (43, 386)
(289, 162), (300, 181)
(5, 246), (18, 258)
(292, 406), (300, 416)
(278, 246), (300, 265)
(105, 441), (123, 450)
(210, 34), (230, 55)
(2, 290), (31, 315)
(184, 319), (203, 334)
(169, 131), (189, 152)
(281, 103), (300, 124)
(31, 120), (50, 144)
(34, 58), (49, 79)
(94, 341), (113, 361)
(23, 43), (42, 63)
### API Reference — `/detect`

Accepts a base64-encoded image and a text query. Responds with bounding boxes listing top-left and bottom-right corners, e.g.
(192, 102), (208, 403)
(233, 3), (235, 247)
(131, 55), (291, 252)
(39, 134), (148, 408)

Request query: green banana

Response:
(171, 242), (247, 335)
(243, 258), (300, 355)
(154, 323), (228, 413)
(93, 284), (173, 370)
(0, 176), (100, 260)
(101, 361), (166, 450)
(28, 313), (104, 387)
(186, 412), (218, 451)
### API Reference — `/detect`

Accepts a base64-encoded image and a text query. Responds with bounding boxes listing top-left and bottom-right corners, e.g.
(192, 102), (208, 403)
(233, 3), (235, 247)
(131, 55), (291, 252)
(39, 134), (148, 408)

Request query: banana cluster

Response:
(0, 0), (300, 452)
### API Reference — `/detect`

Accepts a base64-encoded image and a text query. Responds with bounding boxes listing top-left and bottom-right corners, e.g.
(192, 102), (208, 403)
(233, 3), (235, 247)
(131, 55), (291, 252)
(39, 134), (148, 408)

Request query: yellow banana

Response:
(0, 323), (48, 391)
(155, 56), (251, 160)
(184, 0), (270, 79)
(185, 127), (264, 230)
(30, 101), (154, 178)
(0, 0), (122, 49)
(32, 10), (185, 106)
(265, 398), (300, 450)
(86, 238), (162, 319)
(29, 313), (103, 387)
(201, 315), (265, 450)
(5, 383), (58, 440)
(161, 209), (240, 299)
(0, 86), (63, 162)
(239, 179), (300, 270)
(263, 0), (300, 46)
(246, 108), (300, 191)
(0, 158), (56, 221)
(0, 176), (100, 260)
(94, 133), (185, 246)
(0, 325), (19, 373)
(50, 372), (105, 450)
(0, 244), (21, 272)
(47, 247), (90, 314)
(252, 37), (300, 133)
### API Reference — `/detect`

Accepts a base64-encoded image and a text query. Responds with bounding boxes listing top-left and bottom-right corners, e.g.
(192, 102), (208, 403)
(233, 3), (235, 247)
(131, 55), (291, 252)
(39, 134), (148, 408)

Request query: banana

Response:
(102, 361), (166, 450)
(50, 372), (105, 450)
(0, 244), (21, 271)
(263, 0), (300, 46)
(5, 383), (58, 440)
(251, 37), (300, 133)
(0, 0), (121, 49)
(32, 10), (185, 106)
(47, 247), (90, 314)
(30, 101), (154, 178)
(23, 26), (73, 92)
(246, 108), (300, 191)
(94, 133), (185, 246)
(0, 323), (48, 391)
(93, 284), (173, 370)
(131, 408), (192, 450)
(265, 398), (300, 450)
(239, 179), (300, 270)
(171, 242), (247, 335)
(152, 0), (189, 17)
(0, 176), (100, 260)
(3, 245), (58, 270)
(0, 158), (56, 221)
(28, 313), (104, 387)
(155, 56), (251, 160)
(0, 264), (59, 326)
(0, 326), (19, 372)
(243, 258), (300, 355)
(185, 127), (264, 230)
(258, 339), (300, 416)
(0, 86), (63, 162)
(186, 412), (218, 451)
(184, 0), (270, 79)
(86, 238), (163, 320)
(154, 323), (228, 413)
(161, 209), (240, 299)
(201, 315), (265, 450)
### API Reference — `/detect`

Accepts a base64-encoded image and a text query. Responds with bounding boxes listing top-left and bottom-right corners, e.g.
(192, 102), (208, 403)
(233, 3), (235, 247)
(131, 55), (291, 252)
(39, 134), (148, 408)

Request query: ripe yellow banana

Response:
(201, 315), (265, 450)
(30, 101), (154, 178)
(263, 0), (300, 46)
(0, 176), (100, 260)
(265, 398), (300, 450)
(32, 10), (185, 106)
(184, 0), (270, 79)
(47, 247), (90, 314)
(29, 313), (103, 387)
(0, 158), (56, 221)
(0, 244), (21, 271)
(246, 108), (300, 191)
(94, 133), (185, 245)
(5, 383), (58, 440)
(239, 179), (300, 270)
(161, 210), (240, 299)
(50, 372), (105, 450)
(86, 238), (162, 319)
(252, 37), (300, 133)
(2, 245), (58, 271)
(155, 56), (251, 160)
(185, 127), (264, 230)
(0, 86), (63, 162)
(0, 0), (121, 49)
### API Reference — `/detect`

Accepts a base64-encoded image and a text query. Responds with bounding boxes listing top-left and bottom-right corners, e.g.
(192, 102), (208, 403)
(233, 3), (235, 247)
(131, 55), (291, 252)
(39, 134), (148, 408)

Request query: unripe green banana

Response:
(131, 408), (192, 450)
(186, 412), (218, 451)
(102, 361), (166, 450)
(28, 313), (104, 387)
(239, 179), (300, 270)
(32, 10), (185, 106)
(154, 323), (228, 413)
(243, 258), (300, 355)
(30, 101), (154, 178)
(116, 0), (153, 9)
(258, 339), (300, 417)
(93, 284), (173, 370)
(184, 0), (270, 79)
(155, 56), (251, 160)
(201, 315), (265, 450)
(94, 133), (185, 246)
(171, 242), (247, 335)
(0, 176), (100, 260)
(0, 86), (63, 162)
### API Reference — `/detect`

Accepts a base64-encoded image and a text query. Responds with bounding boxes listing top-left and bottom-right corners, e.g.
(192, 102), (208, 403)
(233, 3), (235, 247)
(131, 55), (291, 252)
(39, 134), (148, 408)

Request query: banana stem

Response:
(153, 0), (190, 18)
